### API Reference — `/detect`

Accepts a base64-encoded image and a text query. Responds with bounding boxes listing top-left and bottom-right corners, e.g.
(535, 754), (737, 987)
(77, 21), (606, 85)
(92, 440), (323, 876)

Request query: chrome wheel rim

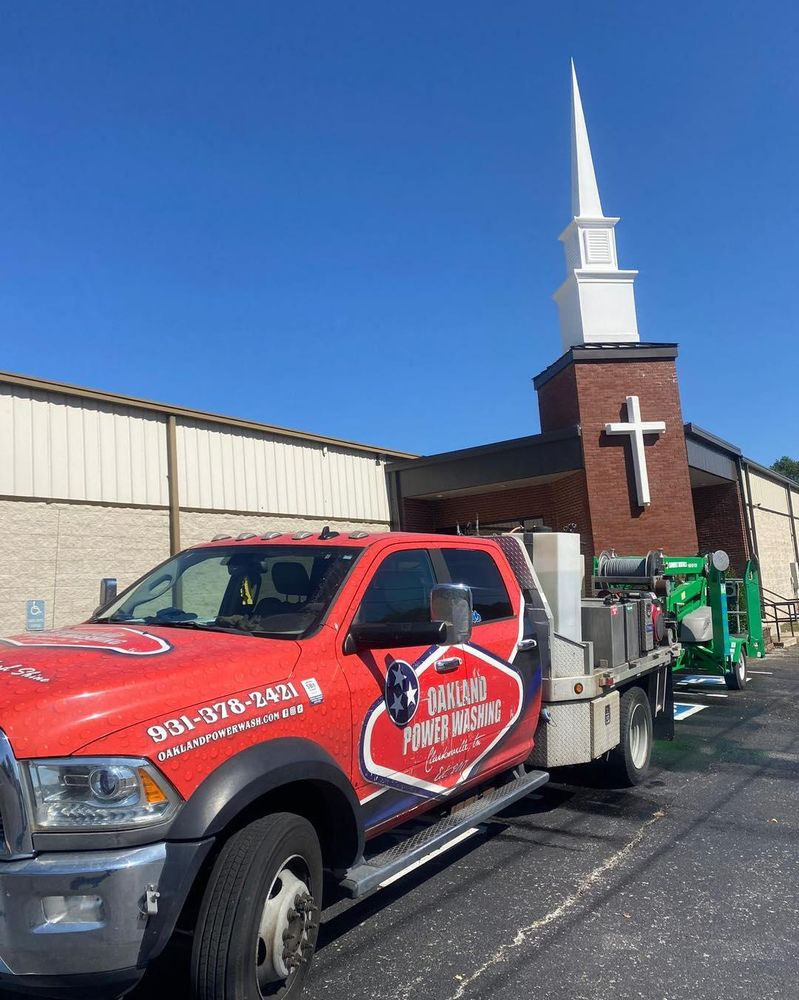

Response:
(255, 855), (318, 997)
(629, 702), (649, 769)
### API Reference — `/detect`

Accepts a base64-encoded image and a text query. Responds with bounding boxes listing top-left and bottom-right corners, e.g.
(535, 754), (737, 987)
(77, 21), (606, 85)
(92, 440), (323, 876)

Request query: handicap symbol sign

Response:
(25, 600), (46, 632)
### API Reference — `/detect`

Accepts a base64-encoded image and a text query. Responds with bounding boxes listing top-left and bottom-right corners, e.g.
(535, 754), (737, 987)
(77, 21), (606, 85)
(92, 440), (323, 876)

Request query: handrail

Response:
(761, 593), (799, 645)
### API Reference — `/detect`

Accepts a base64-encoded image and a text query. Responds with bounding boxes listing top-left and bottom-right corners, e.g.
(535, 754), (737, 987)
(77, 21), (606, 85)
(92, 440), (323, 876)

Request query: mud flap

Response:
(652, 665), (675, 741)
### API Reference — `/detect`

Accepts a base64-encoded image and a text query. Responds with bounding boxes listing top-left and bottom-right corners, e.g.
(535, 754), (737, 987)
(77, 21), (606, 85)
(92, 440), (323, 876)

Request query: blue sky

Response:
(1, 2), (797, 463)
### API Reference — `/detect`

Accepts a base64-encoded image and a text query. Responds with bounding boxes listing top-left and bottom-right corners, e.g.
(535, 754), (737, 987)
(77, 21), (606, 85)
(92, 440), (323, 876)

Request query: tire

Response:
(725, 651), (747, 691)
(191, 812), (323, 1000)
(607, 686), (653, 786)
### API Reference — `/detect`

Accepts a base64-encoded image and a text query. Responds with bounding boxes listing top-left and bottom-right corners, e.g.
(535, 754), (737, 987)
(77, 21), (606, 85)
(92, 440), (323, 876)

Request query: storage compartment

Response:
(621, 601), (641, 662)
(638, 597), (655, 652)
(529, 691), (620, 766)
(529, 532), (583, 643)
(581, 599), (626, 667)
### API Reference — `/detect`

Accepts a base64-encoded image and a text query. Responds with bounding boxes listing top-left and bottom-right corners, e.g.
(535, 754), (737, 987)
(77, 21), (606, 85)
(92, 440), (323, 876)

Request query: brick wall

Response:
(400, 471), (595, 563)
(537, 364), (580, 433)
(692, 482), (750, 574)
(538, 355), (698, 557)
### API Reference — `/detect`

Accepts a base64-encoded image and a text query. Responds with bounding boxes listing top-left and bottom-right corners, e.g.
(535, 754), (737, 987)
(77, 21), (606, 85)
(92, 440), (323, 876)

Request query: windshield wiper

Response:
(145, 620), (248, 635)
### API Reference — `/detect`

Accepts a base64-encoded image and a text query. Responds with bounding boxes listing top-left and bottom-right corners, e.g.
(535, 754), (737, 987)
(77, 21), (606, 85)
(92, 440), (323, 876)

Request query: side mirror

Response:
(99, 577), (118, 608)
(430, 584), (473, 646)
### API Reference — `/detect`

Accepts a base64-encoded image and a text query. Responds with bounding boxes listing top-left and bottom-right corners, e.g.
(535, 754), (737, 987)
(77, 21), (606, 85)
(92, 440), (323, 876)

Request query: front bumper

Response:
(0, 842), (166, 987)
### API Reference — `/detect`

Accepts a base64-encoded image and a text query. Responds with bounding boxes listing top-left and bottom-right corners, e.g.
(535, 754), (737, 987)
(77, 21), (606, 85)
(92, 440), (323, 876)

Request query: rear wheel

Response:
(191, 812), (322, 1000)
(608, 686), (653, 786)
(725, 651), (747, 691)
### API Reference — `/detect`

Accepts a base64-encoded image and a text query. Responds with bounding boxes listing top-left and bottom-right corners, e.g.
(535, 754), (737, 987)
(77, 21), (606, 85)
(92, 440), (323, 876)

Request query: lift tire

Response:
(608, 686), (653, 786)
(191, 812), (323, 1000)
(724, 652), (747, 691)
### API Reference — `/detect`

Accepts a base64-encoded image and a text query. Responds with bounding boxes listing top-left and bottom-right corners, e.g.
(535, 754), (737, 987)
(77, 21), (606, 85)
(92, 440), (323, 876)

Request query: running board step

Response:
(341, 768), (549, 898)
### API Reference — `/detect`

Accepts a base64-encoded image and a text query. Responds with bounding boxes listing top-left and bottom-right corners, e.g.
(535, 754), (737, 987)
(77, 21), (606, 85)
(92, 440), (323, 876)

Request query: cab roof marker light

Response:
(292, 531), (313, 540)
(349, 531), (370, 539)
(212, 534), (232, 541)
(236, 532), (257, 540)
(261, 531), (283, 540)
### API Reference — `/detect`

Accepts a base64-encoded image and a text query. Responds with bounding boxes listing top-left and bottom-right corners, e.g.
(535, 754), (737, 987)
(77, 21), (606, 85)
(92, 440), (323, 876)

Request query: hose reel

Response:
(595, 550), (665, 582)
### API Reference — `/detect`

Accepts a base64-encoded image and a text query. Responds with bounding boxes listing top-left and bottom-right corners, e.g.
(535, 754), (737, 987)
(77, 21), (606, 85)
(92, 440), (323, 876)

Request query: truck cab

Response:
(0, 530), (546, 999)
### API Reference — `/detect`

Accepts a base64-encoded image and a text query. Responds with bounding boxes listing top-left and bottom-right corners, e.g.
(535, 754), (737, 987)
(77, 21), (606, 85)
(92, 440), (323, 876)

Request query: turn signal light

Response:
(574, 682), (584, 694)
(139, 768), (168, 805)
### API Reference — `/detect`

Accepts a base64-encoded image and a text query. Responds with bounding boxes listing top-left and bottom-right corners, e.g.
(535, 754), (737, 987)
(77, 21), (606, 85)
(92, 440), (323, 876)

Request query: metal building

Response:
(0, 371), (413, 635)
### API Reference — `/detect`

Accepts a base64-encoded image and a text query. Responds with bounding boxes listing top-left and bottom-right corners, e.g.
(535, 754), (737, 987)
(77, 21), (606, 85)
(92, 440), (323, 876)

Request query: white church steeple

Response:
(553, 62), (639, 350)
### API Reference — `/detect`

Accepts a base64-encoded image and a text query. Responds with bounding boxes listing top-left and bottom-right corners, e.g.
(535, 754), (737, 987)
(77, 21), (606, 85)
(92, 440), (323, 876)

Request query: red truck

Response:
(0, 530), (550, 1000)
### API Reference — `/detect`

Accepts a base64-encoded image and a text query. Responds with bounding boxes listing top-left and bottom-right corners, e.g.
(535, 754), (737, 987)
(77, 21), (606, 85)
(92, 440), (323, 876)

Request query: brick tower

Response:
(538, 65), (698, 562)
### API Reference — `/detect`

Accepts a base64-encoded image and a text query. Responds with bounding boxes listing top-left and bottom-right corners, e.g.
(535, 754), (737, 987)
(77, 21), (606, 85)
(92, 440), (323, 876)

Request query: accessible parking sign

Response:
(25, 600), (46, 631)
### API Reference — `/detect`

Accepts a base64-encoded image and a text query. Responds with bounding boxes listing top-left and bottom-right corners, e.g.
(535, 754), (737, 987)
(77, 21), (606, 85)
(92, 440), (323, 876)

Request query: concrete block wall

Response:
(179, 510), (390, 548)
(0, 499), (170, 636)
(0, 500), (391, 637)
(752, 506), (798, 598)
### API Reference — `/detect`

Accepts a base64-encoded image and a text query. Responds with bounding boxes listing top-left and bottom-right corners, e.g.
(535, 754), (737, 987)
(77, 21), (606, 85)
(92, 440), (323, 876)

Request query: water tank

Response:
(529, 532), (583, 642)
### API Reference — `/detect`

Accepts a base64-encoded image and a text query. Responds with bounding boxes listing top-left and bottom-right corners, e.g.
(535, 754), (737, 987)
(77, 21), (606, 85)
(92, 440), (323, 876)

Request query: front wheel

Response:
(607, 686), (653, 786)
(725, 651), (747, 691)
(192, 812), (323, 1000)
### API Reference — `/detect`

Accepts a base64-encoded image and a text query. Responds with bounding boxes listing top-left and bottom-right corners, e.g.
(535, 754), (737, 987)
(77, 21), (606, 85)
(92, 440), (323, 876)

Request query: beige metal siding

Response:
(747, 471), (792, 514)
(176, 419), (390, 523)
(0, 385), (169, 506)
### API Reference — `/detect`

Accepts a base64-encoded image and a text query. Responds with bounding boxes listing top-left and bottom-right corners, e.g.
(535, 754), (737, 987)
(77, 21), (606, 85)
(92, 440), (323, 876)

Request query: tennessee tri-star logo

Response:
(384, 659), (420, 726)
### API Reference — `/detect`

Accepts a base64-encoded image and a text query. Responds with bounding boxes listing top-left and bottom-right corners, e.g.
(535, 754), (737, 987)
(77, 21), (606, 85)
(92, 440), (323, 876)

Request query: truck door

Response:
(338, 546), (476, 820)
(436, 546), (531, 777)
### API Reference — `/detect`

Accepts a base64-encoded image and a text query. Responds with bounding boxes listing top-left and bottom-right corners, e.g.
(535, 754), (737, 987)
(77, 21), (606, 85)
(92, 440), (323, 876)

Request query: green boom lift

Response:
(592, 550), (766, 690)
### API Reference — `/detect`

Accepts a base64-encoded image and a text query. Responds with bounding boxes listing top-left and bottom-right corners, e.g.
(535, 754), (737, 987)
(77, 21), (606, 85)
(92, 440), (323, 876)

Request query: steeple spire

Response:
(553, 62), (640, 350)
(570, 59), (603, 218)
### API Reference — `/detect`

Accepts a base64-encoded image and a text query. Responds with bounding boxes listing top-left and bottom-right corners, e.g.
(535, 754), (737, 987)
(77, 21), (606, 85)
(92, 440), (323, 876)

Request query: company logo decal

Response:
(360, 644), (524, 799)
(1, 626), (172, 656)
(385, 660), (420, 726)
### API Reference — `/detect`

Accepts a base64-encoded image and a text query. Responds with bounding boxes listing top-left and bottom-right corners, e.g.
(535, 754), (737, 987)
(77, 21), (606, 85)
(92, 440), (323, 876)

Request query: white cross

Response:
(604, 395), (665, 507)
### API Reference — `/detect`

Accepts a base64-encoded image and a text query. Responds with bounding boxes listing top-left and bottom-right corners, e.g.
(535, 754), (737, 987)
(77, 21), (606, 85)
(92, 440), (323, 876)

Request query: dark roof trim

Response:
(0, 369), (416, 459)
(684, 422), (799, 493)
(388, 426), (583, 499)
(684, 423), (742, 457)
(386, 425), (581, 473)
(533, 342), (679, 390)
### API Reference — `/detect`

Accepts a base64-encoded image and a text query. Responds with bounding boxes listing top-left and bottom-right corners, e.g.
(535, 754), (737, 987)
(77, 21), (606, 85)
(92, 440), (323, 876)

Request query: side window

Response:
(355, 550), (436, 625)
(441, 549), (513, 623)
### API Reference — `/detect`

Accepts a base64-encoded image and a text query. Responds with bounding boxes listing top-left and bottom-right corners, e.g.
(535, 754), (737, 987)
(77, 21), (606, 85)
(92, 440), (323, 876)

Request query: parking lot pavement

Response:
(126, 649), (799, 1000)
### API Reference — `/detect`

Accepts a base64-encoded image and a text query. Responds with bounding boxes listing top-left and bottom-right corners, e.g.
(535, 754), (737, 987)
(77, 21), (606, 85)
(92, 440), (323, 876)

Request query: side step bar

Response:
(341, 768), (549, 898)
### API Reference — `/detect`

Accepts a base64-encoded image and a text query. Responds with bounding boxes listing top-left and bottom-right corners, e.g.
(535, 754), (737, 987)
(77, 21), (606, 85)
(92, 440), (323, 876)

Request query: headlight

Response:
(24, 758), (181, 831)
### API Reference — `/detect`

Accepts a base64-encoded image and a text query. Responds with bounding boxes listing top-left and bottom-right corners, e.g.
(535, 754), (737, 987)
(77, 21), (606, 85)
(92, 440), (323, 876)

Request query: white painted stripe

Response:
(749, 670), (773, 675)
(702, 692), (729, 699)
(673, 704), (707, 720)
(378, 827), (480, 889)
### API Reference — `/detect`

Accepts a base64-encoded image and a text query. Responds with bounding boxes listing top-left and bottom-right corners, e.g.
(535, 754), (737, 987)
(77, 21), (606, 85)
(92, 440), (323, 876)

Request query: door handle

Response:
(517, 638), (537, 651)
(435, 656), (462, 673)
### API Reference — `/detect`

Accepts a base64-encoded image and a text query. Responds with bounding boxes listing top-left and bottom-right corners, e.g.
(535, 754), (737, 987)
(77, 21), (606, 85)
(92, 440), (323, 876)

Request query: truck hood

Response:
(0, 624), (302, 758)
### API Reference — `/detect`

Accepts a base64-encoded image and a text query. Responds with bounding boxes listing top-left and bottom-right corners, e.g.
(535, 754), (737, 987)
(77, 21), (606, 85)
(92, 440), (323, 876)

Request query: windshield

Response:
(94, 545), (360, 639)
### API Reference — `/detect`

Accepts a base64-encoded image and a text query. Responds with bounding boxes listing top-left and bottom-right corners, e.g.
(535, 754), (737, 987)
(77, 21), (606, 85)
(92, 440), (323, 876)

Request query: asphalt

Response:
(53, 650), (799, 999)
